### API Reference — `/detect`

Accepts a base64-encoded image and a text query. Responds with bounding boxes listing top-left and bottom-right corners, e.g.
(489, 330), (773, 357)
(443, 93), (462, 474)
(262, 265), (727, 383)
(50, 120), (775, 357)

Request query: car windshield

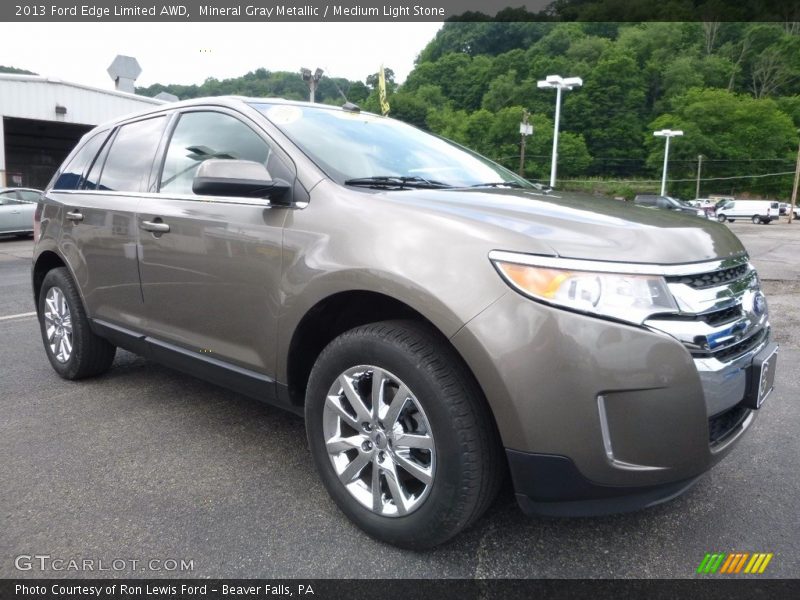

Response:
(251, 103), (532, 189)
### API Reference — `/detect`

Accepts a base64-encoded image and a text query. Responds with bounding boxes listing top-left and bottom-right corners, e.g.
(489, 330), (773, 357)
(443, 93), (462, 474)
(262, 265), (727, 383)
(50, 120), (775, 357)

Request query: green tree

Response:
(564, 48), (648, 175)
(646, 88), (798, 197)
(0, 65), (37, 75)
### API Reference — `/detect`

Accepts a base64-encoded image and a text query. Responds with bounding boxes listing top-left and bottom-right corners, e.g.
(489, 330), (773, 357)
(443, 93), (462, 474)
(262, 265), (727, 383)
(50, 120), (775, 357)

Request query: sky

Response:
(1, 22), (443, 90)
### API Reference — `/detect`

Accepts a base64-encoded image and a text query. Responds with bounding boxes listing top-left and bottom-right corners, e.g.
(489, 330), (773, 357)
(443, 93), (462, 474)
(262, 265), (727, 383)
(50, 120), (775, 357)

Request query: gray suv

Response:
(32, 98), (778, 549)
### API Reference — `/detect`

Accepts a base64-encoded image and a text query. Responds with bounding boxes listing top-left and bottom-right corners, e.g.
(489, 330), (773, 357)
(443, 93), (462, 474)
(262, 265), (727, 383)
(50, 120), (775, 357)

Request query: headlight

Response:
(490, 252), (679, 325)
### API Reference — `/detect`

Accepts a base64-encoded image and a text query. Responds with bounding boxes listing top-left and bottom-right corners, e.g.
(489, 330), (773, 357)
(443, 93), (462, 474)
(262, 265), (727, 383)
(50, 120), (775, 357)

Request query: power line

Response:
(561, 171), (796, 184)
(492, 154), (796, 163)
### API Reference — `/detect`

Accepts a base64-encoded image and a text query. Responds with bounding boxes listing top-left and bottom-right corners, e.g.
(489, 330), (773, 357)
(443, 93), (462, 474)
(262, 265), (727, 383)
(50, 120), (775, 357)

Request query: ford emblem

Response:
(753, 292), (767, 316)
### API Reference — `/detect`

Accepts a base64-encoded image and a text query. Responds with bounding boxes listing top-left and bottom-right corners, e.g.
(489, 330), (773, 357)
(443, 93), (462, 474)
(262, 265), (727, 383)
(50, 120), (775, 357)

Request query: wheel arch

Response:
(285, 291), (438, 406)
(283, 289), (500, 444)
(32, 250), (68, 313)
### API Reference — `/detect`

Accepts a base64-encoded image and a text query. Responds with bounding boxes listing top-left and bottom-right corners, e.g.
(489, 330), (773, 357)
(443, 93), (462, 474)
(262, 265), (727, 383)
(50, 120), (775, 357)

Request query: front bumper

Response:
(451, 287), (766, 513)
(507, 450), (702, 517)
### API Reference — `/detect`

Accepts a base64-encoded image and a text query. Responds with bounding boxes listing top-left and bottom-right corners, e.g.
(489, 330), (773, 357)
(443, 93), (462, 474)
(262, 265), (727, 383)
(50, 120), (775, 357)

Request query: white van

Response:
(716, 200), (780, 224)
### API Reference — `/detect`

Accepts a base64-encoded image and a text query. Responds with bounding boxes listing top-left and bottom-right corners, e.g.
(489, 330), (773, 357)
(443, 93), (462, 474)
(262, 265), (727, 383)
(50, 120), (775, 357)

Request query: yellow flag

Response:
(379, 64), (390, 116)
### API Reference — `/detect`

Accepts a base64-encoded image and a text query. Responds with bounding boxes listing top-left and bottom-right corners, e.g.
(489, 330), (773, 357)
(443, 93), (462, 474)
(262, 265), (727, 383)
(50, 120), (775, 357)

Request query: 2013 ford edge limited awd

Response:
(32, 98), (778, 549)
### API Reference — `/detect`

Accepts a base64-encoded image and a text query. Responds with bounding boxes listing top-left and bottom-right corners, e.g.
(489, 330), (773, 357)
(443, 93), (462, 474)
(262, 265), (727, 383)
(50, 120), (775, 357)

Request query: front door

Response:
(136, 109), (291, 376)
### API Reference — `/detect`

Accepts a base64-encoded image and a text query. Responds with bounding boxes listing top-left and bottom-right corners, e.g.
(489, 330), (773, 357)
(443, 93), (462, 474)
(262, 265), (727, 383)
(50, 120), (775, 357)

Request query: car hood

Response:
(383, 188), (745, 265)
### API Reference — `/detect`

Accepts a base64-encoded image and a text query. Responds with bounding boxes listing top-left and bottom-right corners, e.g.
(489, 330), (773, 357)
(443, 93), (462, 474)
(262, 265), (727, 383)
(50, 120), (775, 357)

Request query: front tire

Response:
(717, 214), (727, 223)
(305, 320), (503, 549)
(38, 267), (116, 379)
(752, 215), (761, 225)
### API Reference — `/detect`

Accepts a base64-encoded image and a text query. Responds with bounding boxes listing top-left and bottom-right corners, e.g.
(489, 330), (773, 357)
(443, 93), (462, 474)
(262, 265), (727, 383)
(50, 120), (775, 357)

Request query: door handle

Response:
(65, 210), (83, 222)
(141, 220), (170, 233)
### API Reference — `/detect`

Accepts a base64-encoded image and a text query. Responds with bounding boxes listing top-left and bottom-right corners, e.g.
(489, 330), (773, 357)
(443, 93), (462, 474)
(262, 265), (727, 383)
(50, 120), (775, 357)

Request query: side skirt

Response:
(90, 319), (301, 415)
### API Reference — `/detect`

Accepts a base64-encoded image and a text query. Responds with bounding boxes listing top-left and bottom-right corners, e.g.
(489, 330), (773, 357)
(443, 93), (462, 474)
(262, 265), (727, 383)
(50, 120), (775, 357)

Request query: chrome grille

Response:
(665, 264), (749, 289)
(701, 305), (744, 327)
(645, 255), (768, 365)
(644, 254), (770, 419)
(709, 329), (767, 363)
(653, 304), (742, 328)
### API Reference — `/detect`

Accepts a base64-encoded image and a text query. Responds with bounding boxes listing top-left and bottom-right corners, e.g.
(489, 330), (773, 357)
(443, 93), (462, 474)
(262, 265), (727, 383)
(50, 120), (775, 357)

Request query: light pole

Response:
(537, 74), (582, 189)
(653, 129), (683, 196)
(695, 154), (703, 200)
(301, 67), (323, 103)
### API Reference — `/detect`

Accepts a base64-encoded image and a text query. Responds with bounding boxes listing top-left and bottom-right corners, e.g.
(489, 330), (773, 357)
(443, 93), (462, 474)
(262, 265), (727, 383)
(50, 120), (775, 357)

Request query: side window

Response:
(0, 192), (20, 204)
(83, 136), (113, 191)
(637, 196), (655, 207)
(159, 111), (285, 195)
(53, 132), (108, 191)
(97, 117), (167, 193)
(17, 190), (41, 202)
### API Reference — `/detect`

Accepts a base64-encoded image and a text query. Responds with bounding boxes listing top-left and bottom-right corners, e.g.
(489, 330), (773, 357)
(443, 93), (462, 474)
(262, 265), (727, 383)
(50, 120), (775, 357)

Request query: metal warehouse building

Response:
(0, 73), (165, 189)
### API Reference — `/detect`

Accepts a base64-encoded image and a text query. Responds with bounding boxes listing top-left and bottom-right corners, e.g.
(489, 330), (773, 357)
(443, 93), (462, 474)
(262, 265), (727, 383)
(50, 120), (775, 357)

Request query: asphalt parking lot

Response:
(1, 219), (798, 579)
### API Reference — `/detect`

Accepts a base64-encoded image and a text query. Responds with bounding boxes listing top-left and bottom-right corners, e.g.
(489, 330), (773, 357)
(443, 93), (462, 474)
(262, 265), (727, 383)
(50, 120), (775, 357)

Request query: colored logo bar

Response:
(697, 552), (773, 574)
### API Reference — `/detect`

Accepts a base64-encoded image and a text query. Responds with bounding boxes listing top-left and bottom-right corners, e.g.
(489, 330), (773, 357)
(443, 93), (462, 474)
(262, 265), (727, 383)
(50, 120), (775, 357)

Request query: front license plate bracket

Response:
(743, 343), (778, 410)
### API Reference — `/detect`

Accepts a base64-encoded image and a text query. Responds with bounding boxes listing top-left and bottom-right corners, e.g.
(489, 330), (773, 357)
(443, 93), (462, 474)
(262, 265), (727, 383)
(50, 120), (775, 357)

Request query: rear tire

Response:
(752, 215), (761, 225)
(305, 320), (503, 549)
(38, 267), (116, 380)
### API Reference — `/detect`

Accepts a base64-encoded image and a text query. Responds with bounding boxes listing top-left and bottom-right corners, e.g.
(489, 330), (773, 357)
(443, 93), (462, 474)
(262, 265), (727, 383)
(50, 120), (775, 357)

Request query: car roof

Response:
(92, 96), (371, 130)
(0, 187), (42, 193)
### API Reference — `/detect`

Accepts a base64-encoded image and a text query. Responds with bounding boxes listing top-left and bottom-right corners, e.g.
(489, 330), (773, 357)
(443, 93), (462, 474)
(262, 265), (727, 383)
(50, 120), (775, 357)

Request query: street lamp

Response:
(537, 74), (583, 188)
(653, 129), (683, 196)
(300, 67), (324, 103)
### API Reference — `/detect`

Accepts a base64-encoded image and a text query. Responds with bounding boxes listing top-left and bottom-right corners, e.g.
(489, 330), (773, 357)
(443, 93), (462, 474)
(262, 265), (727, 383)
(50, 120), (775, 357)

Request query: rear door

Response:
(136, 108), (291, 376)
(50, 116), (168, 328)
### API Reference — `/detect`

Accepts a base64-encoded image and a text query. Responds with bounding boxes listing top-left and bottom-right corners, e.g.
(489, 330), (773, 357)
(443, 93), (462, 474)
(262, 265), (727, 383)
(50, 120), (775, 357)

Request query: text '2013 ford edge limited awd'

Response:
(32, 98), (778, 549)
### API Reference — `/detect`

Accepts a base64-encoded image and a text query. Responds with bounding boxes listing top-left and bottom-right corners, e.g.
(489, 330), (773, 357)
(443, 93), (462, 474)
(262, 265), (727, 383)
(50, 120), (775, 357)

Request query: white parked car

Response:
(0, 187), (41, 236)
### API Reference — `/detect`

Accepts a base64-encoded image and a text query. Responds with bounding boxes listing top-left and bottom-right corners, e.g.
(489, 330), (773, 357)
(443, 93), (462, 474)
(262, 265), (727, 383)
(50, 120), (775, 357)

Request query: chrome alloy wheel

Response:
(323, 366), (436, 517)
(43, 287), (73, 363)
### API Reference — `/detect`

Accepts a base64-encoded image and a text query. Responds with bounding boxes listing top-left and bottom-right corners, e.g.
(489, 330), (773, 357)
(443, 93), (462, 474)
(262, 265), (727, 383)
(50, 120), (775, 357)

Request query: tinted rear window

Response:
(53, 132), (109, 191)
(98, 117), (167, 193)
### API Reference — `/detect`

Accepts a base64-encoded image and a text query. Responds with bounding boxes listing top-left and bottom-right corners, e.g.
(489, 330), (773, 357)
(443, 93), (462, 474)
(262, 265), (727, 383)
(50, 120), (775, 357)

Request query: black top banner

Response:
(2, 0), (799, 22)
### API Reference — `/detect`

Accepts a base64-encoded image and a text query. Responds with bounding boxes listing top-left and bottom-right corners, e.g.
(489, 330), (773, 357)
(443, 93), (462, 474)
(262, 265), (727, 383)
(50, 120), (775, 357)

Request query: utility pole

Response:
(695, 154), (703, 200)
(519, 110), (531, 177)
(790, 133), (800, 224)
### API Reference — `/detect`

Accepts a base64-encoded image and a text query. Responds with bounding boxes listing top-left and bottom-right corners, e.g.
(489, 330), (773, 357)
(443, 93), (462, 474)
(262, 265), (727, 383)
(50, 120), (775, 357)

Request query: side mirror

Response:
(192, 159), (290, 203)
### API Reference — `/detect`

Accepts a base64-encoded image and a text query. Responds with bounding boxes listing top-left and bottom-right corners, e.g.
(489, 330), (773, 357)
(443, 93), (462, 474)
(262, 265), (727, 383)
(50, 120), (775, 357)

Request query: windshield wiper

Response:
(344, 176), (453, 189)
(469, 181), (523, 188)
